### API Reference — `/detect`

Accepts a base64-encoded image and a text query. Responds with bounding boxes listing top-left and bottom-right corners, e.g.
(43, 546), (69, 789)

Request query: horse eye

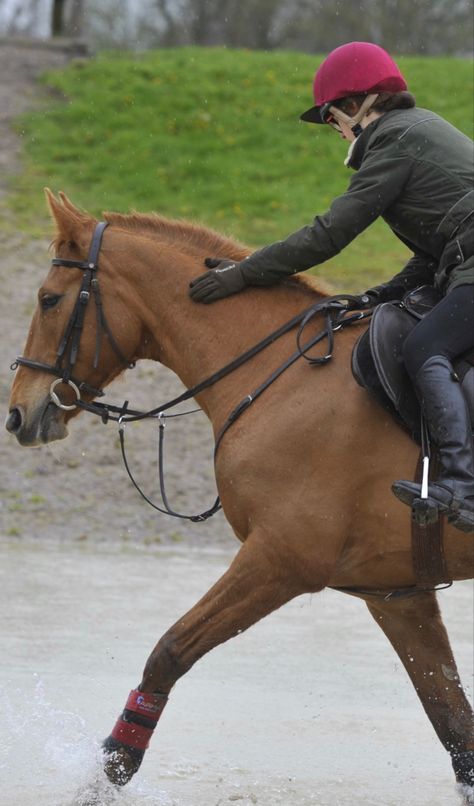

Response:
(41, 294), (61, 310)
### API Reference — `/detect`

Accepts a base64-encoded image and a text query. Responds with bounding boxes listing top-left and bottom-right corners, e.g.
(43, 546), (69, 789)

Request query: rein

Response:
(116, 300), (370, 521)
(11, 220), (370, 522)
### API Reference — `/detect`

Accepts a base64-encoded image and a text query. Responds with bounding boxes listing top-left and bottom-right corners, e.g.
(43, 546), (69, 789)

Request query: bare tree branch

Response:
(13, 0), (464, 56)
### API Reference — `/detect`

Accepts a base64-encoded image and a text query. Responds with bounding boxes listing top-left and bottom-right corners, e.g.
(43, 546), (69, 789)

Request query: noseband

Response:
(12, 221), (134, 409)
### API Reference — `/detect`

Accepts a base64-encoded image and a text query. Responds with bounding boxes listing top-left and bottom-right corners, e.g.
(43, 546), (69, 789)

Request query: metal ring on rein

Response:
(49, 378), (81, 410)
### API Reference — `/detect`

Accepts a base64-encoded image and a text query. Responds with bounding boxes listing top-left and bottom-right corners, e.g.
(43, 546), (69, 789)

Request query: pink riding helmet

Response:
(301, 41), (408, 124)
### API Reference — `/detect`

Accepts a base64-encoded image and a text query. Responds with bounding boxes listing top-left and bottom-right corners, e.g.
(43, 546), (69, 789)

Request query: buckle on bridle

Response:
(50, 377), (81, 410)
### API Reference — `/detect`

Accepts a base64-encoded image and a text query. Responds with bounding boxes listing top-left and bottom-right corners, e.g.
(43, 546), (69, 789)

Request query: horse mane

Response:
(51, 196), (329, 299)
(102, 211), (330, 298)
(103, 211), (251, 263)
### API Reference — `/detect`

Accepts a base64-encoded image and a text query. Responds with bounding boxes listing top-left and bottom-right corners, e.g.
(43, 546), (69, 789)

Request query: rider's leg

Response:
(392, 284), (474, 533)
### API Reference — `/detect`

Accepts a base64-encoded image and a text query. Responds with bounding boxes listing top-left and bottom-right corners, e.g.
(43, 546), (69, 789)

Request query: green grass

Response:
(11, 47), (474, 290)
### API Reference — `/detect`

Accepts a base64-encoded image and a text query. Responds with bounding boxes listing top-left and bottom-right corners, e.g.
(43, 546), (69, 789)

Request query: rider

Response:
(189, 41), (474, 533)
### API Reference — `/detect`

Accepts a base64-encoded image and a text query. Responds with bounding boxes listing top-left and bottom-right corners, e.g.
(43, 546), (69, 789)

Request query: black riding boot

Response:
(392, 355), (474, 533)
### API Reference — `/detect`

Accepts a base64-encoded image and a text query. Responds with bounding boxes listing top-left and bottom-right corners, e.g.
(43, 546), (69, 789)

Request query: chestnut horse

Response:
(6, 192), (474, 796)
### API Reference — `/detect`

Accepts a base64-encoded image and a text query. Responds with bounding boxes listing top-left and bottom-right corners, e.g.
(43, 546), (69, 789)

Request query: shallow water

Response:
(0, 540), (472, 805)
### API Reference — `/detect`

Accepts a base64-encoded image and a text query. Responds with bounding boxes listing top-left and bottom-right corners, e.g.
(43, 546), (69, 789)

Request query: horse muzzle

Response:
(5, 400), (68, 446)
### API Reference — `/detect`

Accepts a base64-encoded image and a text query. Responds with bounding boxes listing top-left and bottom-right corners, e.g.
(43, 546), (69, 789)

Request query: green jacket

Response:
(240, 108), (474, 295)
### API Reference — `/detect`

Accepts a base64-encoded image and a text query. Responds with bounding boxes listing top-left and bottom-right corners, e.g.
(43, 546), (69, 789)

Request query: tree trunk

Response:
(52, 0), (67, 35)
(68, 0), (85, 37)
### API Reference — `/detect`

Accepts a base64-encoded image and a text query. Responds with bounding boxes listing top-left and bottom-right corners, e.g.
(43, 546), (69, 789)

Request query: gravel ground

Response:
(0, 38), (235, 549)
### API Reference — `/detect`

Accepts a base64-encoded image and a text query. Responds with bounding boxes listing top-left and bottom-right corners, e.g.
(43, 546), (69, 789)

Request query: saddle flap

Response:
(351, 311), (420, 442)
(369, 302), (418, 410)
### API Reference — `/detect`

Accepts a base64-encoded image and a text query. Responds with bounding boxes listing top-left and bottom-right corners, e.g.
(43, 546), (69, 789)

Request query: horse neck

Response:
(115, 233), (321, 418)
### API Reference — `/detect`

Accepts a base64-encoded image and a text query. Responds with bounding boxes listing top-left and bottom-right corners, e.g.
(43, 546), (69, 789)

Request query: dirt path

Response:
(0, 38), (84, 200)
(0, 38), (234, 549)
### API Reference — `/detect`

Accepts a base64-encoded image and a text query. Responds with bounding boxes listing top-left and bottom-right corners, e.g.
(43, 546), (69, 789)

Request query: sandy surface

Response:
(0, 541), (472, 806)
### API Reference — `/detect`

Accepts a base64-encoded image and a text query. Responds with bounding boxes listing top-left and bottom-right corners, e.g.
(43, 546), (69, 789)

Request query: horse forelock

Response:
(101, 211), (328, 298)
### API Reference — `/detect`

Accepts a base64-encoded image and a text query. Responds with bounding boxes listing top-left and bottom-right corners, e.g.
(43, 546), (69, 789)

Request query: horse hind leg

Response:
(366, 592), (474, 793)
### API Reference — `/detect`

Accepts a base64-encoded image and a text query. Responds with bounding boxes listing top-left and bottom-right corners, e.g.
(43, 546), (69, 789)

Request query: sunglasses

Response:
(320, 102), (343, 132)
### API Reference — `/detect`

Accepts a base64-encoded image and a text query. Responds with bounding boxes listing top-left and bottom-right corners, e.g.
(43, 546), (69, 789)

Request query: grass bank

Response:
(11, 47), (474, 290)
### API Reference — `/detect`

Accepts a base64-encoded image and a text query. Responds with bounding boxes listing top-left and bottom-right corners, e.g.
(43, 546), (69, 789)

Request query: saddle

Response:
(351, 286), (474, 444)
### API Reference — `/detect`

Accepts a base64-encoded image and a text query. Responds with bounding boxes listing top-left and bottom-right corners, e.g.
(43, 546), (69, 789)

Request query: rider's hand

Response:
(189, 258), (247, 303)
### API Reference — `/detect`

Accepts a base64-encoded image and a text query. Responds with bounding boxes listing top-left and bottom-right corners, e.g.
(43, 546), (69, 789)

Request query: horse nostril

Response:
(5, 408), (23, 434)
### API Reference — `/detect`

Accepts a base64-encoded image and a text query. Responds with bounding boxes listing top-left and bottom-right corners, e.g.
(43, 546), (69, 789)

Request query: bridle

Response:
(12, 221), (135, 410)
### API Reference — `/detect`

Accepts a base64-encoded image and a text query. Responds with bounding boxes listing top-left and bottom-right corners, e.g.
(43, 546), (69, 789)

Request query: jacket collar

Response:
(346, 115), (384, 170)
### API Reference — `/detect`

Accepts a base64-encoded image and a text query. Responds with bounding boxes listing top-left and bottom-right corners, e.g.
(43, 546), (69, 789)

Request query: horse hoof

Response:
(102, 736), (144, 786)
(452, 750), (474, 788)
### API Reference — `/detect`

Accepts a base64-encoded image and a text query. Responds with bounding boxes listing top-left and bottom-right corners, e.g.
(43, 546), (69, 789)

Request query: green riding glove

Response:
(189, 258), (247, 303)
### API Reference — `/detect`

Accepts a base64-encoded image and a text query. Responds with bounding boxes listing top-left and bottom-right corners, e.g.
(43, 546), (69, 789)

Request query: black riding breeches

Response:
(402, 284), (474, 379)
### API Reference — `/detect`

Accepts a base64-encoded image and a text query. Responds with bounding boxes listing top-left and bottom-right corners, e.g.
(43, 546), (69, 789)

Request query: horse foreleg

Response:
(366, 592), (474, 791)
(102, 532), (318, 786)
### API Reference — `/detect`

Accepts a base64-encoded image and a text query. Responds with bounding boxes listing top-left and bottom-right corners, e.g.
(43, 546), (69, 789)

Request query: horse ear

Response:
(58, 191), (84, 216)
(44, 188), (90, 241)
(44, 187), (62, 219)
(44, 187), (73, 236)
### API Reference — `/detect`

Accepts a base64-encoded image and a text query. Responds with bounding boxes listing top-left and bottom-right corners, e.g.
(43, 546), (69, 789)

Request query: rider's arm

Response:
(240, 132), (413, 286)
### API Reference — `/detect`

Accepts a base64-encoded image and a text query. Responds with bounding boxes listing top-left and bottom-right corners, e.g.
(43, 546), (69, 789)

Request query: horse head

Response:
(6, 190), (139, 446)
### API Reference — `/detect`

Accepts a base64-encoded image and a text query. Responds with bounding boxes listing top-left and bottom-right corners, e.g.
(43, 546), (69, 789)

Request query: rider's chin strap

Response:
(329, 93), (380, 137)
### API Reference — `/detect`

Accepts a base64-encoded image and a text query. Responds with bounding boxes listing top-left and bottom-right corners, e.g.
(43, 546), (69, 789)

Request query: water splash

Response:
(457, 782), (474, 806)
(0, 678), (174, 805)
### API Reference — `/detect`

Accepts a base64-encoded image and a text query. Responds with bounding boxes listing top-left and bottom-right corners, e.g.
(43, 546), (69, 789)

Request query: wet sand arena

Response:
(0, 540), (472, 806)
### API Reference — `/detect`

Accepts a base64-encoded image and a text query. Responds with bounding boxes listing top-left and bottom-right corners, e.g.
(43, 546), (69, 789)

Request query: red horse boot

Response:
(102, 688), (168, 785)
